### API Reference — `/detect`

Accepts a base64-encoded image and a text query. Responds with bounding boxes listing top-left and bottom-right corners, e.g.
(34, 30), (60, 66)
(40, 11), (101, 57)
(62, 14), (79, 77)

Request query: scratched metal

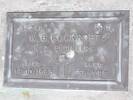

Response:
(4, 11), (129, 90)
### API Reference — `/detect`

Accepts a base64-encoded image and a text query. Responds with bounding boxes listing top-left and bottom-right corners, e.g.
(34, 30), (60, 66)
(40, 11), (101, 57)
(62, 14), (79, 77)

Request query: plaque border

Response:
(4, 11), (129, 91)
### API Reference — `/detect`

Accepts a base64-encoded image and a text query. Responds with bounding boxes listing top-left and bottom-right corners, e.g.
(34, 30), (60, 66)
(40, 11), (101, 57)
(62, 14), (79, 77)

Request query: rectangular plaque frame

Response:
(4, 11), (129, 90)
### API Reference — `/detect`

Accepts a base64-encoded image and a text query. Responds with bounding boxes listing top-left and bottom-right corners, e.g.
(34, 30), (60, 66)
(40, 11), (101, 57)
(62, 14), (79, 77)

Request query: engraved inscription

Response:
(11, 18), (119, 80)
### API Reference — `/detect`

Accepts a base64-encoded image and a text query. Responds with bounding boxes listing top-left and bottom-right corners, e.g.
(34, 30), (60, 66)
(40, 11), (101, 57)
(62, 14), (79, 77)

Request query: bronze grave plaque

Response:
(4, 11), (129, 90)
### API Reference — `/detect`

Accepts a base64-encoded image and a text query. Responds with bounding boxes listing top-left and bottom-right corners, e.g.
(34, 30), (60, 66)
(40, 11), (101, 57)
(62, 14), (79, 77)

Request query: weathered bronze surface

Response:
(4, 11), (129, 90)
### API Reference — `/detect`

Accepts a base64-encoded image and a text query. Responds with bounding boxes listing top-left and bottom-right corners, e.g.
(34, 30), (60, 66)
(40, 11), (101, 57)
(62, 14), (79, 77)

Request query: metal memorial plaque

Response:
(4, 11), (129, 90)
